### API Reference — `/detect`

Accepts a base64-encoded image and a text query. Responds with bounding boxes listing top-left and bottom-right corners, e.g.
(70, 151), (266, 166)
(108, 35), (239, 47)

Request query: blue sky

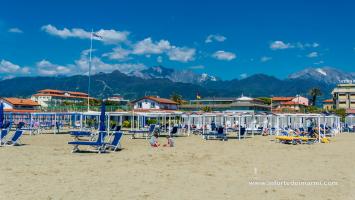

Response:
(0, 0), (354, 80)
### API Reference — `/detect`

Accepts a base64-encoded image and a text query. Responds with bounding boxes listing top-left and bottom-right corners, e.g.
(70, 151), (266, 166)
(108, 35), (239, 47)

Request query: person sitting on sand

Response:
(149, 133), (160, 147)
(163, 135), (174, 147)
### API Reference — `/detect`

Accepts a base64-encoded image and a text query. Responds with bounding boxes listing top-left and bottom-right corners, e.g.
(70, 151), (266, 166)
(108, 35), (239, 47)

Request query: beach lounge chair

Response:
(105, 131), (123, 151)
(130, 124), (155, 139)
(204, 126), (228, 141)
(5, 130), (24, 146)
(68, 131), (108, 153)
(276, 135), (318, 145)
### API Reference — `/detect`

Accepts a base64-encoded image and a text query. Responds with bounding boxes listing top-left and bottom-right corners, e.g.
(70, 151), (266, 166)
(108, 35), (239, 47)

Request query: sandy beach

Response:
(1, 132), (355, 200)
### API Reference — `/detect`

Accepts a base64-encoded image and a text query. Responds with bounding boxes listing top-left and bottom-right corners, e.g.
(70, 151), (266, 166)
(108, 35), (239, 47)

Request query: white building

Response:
(332, 83), (355, 111)
(107, 96), (129, 104)
(131, 96), (178, 110)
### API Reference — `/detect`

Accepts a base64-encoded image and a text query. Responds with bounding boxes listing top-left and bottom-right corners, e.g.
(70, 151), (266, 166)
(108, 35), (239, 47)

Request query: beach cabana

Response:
(345, 114), (355, 132)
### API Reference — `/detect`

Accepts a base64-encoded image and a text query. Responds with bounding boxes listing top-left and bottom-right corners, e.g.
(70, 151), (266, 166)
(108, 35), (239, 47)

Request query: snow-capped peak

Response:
(316, 68), (327, 76)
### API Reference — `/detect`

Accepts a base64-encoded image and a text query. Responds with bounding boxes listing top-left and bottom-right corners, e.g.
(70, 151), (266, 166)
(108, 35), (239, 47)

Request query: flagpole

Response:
(87, 29), (93, 112)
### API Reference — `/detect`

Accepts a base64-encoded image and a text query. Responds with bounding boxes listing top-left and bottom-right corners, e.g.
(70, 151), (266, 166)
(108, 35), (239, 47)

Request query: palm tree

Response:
(170, 92), (183, 104)
(309, 88), (322, 106)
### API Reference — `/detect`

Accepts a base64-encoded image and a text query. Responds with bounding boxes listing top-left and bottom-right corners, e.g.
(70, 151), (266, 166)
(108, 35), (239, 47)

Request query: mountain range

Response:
(0, 66), (353, 101)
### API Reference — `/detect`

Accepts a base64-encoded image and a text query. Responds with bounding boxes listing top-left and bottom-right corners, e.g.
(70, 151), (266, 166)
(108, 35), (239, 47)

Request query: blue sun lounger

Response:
(70, 131), (93, 141)
(105, 131), (123, 151)
(5, 130), (24, 146)
(68, 131), (108, 153)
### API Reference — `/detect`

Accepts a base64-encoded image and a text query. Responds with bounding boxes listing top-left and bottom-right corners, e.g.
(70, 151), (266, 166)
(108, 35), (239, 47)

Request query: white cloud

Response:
(190, 65), (205, 69)
(307, 52), (319, 58)
(8, 27), (23, 33)
(0, 59), (29, 74)
(132, 37), (171, 55)
(260, 56), (272, 62)
(167, 47), (195, 62)
(36, 60), (72, 76)
(299, 42), (319, 48)
(314, 60), (324, 65)
(270, 40), (319, 50)
(212, 50), (236, 61)
(103, 47), (131, 61)
(74, 50), (147, 75)
(270, 41), (294, 50)
(0, 60), (21, 73)
(41, 24), (129, 44)
(205, 34), (226, 43)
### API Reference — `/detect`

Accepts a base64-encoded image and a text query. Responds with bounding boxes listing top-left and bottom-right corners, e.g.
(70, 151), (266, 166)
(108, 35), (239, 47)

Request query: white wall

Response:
(2, 101), (14, 110)
(134, 99), (160, 109)
(134, 98), (177, 110)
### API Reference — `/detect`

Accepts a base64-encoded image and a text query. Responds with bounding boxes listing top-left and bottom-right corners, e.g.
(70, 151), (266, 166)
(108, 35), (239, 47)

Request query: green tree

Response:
(170, 92), (183, 104)
(309, 88), (322, 106)
(201, 106), (212, 112)
(305, 106), (321, 113)
(257, 97), (271, 105)
(334, 108), (346, 122)
(122, 120), (131, 128)
(146, 119), (157, 125)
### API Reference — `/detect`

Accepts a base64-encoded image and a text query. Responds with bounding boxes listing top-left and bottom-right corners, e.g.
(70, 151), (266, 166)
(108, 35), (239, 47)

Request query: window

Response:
(138, 102), (142, 108)
(150, 102), (156, 108)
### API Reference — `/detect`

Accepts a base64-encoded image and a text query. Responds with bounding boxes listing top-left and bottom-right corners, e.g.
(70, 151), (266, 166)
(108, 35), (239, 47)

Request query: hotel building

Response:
(332, 83), (355, 112)
(31, 89), (92, 108)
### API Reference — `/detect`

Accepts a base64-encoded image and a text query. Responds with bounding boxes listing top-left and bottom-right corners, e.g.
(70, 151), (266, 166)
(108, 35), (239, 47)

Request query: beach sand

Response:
(1, 132), (355, 200)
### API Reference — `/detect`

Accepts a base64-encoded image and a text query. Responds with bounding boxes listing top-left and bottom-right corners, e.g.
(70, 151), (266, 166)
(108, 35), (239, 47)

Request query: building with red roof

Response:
(31, 89), (93, 108)
(272, 95), (309, 113)
(1, 97), (40, 113)
(131, 96), (178, 110)
(323, 99), (334, 110)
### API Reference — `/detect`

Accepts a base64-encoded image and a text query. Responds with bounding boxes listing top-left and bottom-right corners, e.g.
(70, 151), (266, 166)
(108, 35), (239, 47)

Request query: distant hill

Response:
(0, 66), (350, 101)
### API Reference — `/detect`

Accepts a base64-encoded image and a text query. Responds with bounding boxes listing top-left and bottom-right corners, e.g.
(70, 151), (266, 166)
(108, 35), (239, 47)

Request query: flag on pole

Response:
(196, 92), (201, 100)
(92, 32), (103, 39)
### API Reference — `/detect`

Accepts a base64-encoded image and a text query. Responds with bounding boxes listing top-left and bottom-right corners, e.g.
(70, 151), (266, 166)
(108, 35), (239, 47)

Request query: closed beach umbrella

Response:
(0, 102), (4, 129)
(99, 101), (106, 131)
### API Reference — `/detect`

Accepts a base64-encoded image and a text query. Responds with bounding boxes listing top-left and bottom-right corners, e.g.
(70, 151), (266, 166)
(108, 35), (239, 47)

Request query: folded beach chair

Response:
(105, 131), (123, 151)
(114, 125), (121, 131)
(0, 129), (9, 144)
(240, 127), (246, 136)
(68, 131), (108, 153)
(215, 126), (228, 141)
(170, 126), (178, 137)
(2, 121), (11, 129)
(5, 130), (24, 146)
